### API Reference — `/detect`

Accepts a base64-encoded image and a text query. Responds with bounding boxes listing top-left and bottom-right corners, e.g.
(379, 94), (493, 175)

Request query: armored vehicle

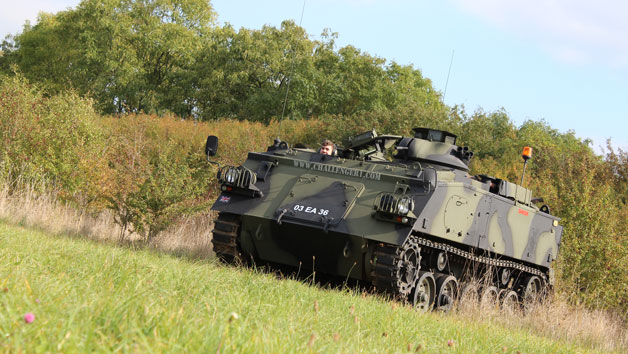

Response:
(205, 128), (562, 311)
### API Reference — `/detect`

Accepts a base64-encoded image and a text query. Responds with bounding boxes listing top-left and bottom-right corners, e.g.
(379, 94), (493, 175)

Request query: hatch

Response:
(276, 174), (364, 229)
(443, 195), (474, 237)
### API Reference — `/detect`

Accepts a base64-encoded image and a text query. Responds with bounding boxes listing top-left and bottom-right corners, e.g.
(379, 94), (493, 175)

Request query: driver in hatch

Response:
(319, 139), (335, 156)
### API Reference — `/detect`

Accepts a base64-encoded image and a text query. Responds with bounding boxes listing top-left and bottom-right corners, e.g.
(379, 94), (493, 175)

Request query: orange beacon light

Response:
(520, 146), (533, 185)
(522, 146), (532, 161)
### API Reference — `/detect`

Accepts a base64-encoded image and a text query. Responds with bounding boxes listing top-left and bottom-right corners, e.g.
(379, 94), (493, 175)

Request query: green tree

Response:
(3, 5), (446, 123)
(2, 0), (215, 116)
(194, 21), (314, 122)
(193, 21), (446, 123)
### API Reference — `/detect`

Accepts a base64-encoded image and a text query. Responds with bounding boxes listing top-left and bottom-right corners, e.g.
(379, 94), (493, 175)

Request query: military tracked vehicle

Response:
(205, 128), (562, 311)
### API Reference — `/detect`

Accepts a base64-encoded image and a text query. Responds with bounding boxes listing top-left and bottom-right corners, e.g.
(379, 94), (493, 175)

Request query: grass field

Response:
(0, 222), (609, 353)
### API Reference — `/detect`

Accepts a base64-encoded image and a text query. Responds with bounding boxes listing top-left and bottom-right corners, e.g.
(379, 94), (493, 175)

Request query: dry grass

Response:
(1, 182), (626, 352)
(520, 299), (628, 351)
(0, 184), (122, 243)
(453, 279), (628, 352)
(0, 184), (214, 256)
(150, 212), (215, 258)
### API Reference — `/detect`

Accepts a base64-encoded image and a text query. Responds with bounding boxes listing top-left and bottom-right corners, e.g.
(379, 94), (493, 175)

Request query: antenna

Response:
(278, 0), (307, 141)
(443, 49), (455, 102)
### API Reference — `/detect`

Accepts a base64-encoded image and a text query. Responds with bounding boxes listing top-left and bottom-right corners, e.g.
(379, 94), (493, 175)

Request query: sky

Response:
(1, 0), (627, 153)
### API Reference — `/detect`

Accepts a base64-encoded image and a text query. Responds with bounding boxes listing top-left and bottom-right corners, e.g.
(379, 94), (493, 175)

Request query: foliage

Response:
(605, 144), (628, 240)
(99, 115), (212, 240)
(1, 3), (445, 122)
(0, 73), (103, 202)
(531, 143), (627, 311)
(193, 22), (315, 122)
(0, 0), (215, 115)
(192, 22), (446, 122)
(119, 141), (210, 240)
(605, 143), (628, 205)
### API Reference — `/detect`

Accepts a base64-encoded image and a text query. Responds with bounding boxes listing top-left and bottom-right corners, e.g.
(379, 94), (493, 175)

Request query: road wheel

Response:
(435, 275), (459, 312)
(411, 271), (436, 312)
(499, 289), (519, 313)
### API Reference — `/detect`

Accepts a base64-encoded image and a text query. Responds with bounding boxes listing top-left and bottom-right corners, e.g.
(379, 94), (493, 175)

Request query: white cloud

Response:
(452, 0), (628, 68)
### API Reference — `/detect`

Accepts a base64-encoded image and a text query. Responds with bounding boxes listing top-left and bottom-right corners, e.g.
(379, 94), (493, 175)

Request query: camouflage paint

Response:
(211, 131), (562, 280)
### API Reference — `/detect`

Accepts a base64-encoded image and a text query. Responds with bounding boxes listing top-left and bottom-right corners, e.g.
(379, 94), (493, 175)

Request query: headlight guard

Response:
(373, 192), (416, 224)
(218, 165), (263, 197)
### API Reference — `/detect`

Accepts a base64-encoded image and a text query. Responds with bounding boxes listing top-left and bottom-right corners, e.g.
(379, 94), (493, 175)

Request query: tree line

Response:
(0, 0), (445, 122)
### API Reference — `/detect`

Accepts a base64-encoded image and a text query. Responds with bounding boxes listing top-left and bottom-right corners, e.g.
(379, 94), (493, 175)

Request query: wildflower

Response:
(24, 313), (35, 324)
(228, 312), (239, 323)
(447, 339), (454, 347)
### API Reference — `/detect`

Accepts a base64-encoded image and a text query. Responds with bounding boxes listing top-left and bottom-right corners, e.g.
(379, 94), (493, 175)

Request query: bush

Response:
(99, 115), (210, 240)
(0, 73), (104, 204)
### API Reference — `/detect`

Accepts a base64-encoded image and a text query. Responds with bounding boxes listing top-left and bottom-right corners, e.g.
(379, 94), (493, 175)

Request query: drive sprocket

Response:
(372, 236), (422, 298)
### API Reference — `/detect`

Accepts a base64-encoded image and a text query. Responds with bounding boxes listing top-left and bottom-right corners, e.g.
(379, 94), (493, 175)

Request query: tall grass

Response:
(0, 183), (213, 255)
(455, 280), (628, 351)
(0, 181), (626, 351)
(0, 183), (120, 242)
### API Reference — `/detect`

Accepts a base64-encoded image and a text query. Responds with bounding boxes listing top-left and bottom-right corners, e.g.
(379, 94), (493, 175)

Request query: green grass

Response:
(0, 223), (597, 353)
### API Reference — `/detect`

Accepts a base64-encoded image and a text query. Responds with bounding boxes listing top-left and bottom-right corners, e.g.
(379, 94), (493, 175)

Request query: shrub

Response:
(0, 73), (104, 204)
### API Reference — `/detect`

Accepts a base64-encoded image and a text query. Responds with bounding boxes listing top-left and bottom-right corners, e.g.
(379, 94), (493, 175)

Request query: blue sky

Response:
(2, 0), (627, 153)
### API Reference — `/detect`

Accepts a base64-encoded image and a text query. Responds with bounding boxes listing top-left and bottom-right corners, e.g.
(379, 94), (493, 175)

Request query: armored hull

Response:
(207, 128), (562, 310)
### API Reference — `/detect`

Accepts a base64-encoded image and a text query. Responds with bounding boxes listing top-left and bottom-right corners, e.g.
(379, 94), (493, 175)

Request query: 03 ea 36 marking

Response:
(293, 204), (329, 215)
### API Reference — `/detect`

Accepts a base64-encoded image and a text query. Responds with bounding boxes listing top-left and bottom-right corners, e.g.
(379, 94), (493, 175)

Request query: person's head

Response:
(320, 139), (334, 156)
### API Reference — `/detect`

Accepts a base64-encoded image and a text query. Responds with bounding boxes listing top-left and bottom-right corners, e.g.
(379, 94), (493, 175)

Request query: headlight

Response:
(217, 165), (263, 197)
(219, 165), (257, 188)
(374, 193), (414, 216)
(397, 197), (412, 215)
(225, 167), (239, 184)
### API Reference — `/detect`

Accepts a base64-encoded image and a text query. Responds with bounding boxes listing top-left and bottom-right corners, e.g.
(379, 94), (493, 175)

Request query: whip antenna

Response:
(278, 0), (307, 140)
(443, 49), (455, 102)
